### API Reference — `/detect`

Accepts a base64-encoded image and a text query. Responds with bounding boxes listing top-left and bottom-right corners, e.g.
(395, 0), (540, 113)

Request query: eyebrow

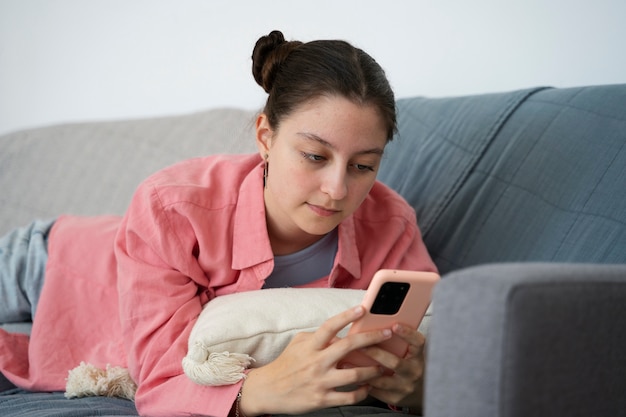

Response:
(297, 132), (385, 156)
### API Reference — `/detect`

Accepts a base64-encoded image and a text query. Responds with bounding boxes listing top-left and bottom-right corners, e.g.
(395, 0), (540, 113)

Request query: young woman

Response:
(0, 31), (436, 416)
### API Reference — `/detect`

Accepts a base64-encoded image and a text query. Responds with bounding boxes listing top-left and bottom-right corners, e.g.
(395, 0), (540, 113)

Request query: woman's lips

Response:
(308, 203), (340, 217)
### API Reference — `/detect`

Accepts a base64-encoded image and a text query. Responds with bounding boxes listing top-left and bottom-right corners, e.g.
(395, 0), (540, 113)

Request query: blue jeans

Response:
(0, 219), (54, 323)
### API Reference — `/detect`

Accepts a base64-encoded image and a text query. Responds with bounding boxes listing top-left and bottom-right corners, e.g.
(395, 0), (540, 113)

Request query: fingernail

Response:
(382, 329), (392, 337)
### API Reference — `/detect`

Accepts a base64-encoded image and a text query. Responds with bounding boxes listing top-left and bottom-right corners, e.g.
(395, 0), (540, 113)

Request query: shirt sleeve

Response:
(114, 179), (240, 417)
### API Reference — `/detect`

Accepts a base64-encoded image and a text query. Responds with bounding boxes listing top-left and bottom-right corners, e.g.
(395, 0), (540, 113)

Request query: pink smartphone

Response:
(340, 269), (439, 369)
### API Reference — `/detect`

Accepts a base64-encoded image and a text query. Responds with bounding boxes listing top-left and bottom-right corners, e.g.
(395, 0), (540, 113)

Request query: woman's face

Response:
(256, 95), (388, 255)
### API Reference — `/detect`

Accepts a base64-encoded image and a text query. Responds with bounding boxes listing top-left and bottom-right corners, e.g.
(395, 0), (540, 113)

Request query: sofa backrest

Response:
(379, 85), (626, 273)
(0, 108), (257, 235)
(3, 86), (625, 272)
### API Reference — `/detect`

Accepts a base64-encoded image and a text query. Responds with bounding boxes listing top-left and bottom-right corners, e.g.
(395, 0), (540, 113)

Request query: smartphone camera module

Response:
(370, 282), (410, 315)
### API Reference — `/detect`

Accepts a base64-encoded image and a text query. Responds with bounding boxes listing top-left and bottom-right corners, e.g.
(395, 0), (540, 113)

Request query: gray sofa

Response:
(1, 84), (625, 416)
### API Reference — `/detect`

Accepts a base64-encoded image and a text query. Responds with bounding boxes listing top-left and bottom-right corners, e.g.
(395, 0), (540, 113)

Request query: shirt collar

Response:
(232, 159), (274, 273)
(333, 215), (363, 283)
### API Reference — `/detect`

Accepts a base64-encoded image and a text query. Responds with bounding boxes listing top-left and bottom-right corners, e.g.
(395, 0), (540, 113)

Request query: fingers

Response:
(359, 326), (425, 378)
(365, 327), (426, 409)
(313, 306), (397, 371)
(328, 361), (384, 392)
(393, 324), (425, 359)
(242, 309), (422, 415)
(314, 306), (395, 351)
(312, 306), (365, 349)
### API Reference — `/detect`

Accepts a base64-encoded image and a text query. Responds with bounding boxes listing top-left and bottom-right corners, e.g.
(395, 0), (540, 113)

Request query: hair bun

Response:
(252, 30), (302, 93)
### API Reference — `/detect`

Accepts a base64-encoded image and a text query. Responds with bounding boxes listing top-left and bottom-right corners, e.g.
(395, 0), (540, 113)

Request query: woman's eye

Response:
(354, 163), (375, 172)
(302, 152), (325, 162)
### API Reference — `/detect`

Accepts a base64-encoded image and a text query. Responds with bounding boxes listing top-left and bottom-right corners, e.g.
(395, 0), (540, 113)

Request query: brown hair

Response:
(252, 30), (397, 141)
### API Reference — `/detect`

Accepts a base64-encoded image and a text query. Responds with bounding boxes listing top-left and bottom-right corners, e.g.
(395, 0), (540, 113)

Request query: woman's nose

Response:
(321, 167), (348, 200)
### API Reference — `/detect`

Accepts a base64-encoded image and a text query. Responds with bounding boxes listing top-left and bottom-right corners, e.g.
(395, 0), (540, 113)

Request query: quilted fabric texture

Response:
(380, 85), (626, 273)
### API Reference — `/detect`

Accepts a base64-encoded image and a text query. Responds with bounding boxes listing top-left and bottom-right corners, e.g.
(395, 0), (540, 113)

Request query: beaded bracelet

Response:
(235, 389), (246, 417)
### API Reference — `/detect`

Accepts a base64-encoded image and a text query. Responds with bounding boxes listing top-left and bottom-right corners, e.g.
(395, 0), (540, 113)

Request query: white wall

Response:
(1, 0), (625, 136)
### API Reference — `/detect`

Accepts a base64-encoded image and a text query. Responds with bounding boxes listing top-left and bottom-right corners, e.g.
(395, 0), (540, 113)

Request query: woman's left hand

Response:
(362, 324), (426, 413)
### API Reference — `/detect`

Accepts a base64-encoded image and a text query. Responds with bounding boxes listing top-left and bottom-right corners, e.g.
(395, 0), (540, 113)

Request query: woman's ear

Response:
(255, 113), (273, 156)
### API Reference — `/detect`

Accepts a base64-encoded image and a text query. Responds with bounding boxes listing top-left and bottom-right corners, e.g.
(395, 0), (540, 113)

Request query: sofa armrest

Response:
(424, 263), (626, 417)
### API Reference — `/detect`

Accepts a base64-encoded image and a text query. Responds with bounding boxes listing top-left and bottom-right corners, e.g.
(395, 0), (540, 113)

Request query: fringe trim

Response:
(182, 344), (255, 386)
(65, 362), (137, 401)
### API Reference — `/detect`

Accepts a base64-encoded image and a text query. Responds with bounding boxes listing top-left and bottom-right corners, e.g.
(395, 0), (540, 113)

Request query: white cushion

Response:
(182, 288), (365, 386)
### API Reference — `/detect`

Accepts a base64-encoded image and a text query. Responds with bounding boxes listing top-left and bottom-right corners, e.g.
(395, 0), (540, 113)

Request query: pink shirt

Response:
(0, 154), (436, 417)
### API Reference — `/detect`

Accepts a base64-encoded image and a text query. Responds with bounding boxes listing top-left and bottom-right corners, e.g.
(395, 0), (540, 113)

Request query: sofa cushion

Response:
(182, 288), (365, 385)
(381, 85), (626, 273)
(0, 108), (257, 236)
(378, 87), (545, 237)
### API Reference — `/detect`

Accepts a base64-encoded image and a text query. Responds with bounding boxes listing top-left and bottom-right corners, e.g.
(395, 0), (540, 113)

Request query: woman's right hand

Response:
(238, 305), (393, 416)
